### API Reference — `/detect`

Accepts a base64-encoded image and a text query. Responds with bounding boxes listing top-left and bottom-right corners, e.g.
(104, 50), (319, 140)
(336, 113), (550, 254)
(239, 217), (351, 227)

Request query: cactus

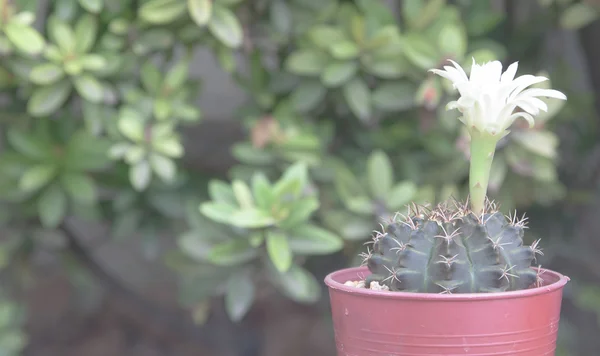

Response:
(356, 60), (566, 294)
(363, 200), (544, 293)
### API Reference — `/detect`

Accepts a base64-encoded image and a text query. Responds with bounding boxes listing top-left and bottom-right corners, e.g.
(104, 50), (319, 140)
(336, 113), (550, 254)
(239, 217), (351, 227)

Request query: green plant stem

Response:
(469, 130), (500, 214)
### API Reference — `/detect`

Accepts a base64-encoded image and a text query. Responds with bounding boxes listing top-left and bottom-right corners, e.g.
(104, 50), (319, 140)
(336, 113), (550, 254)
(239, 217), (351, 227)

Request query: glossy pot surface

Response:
(325, 266), (569, 356)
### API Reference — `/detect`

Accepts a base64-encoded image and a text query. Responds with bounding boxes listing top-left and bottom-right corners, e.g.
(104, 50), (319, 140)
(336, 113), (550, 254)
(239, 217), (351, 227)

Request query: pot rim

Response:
(325, 266), (570, 301)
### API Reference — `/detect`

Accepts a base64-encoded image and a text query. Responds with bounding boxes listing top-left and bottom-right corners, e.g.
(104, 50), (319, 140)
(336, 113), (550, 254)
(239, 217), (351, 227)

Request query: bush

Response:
(0, 0), (575, 340)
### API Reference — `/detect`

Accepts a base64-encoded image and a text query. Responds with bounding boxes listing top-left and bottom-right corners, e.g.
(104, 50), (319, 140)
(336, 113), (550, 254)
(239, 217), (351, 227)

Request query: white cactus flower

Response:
(430, 59), (567, 137)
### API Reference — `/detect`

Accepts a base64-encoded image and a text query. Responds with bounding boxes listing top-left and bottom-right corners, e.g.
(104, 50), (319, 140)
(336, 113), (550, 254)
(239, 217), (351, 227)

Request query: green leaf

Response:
(270, 0), (292, 34)
(372, 82), (416, 111)
(560, 3), (599, 30)
(343, 77), (371, 121)
(322, 210), (373, 241)
(188, 0), (212, 26)
(150, 154), (176, 182)
(4, 22), (45, 55)
(216, 45), (236, 72)
(207, 239), (258, 266)
(118, 112), (145, 142)
(232, 180), (254, 209)
(19, 165), (57, 192)
(6, 129), (51, 160)
(308, 26), (346, 48)
(466, 11), (503, 37)
(140, 60), (162, 94)
(367, 150), (393, 199)
(291, 80), (326, 112)
(321, 61), (358, 87)
(80, 54), (107, 71)
(532, 156), (557, 182)
(403, 34), (439, 70)
(164, 59), (189, 90)
(363, 57), (408, 79)
(64, 131), (111, 171)
(333, 162), (366, 203)
(231, 143), (273, 165)
(154, 100), (172, 120)
(411, 0), (445, 29)
(75, 14), (99, 53)
(124, 147), (146, 165)
(109, 18), (130, 35)
(49, 18), (76, 52)
(512, 131), (558, 159)
(130, 160), (151, 191)
(288, 224), (343, 255)
(266, 230), (292, 273)
(225, 272), (255, 322)
(330, 41), (359, 59)
(200, 201), (237, 225)
(208, 4), (243, 48)
(285, 50), (328, 76)
(61, 173), (96, 204)
(208, 180), (237, 205)
(275, 162), (309, 197)
(28, 80), (72, 117)
(276, 266), (320, 303)
(231, 209), (276, 228)
(12, 11), (35, 26)
(346, 196), (373, 215)
(438, 23), (467, 58)
(133, 29), (174, 55)
(29, 63), (65, 85)
(278, 198), (319, 228)
(365, 25), (400, 49)
(73, 75), (104, 103)
(251, 173), (273, 210)
(386, 181), (417, 210)
(64, 58), (84, 75)
(54, 0), (79, 21)
(153, 137), (184, 158)
(79, 0), (103, 13)
(38, 185), (67, 228)
(177, 230), (212, 261)
(139, 0), (187, 24)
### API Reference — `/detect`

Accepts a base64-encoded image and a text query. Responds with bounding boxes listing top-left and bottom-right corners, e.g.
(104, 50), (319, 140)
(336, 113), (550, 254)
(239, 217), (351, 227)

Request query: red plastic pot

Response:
(325, 266), (569, 356)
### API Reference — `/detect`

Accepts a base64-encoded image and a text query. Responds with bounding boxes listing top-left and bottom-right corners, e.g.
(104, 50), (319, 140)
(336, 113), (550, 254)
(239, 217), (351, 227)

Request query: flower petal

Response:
(447, 59), (469, 82)
(457, 96), (476, 109)
(469, 58), (484, 82)
(442, 65), (468, 84)
(506, 112), (535, 129)
(485, 61), (503, 83)
(501, 61), (519, 83)
(507, 75), (548, 101)
(522, 97), (549, 112)
(513, 99), (542, 115)
(429, 69), (456, 83)
(517, 88), (567, 100)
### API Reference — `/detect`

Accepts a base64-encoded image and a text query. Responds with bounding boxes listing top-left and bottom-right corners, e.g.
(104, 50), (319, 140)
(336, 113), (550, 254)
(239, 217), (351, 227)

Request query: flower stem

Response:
(469, 130), (500, 215)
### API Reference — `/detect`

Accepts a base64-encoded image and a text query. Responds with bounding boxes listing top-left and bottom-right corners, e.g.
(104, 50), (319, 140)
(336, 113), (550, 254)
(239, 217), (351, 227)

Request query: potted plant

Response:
(324, 59), (571, 355)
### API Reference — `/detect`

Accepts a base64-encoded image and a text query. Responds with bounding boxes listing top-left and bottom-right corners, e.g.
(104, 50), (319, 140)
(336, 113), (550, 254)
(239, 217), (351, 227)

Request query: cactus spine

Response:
(363, 200), (544, 293)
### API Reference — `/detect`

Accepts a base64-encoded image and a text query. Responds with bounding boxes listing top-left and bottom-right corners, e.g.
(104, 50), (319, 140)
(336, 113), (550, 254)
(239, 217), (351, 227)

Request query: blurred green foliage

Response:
(0, 0), (596, 353)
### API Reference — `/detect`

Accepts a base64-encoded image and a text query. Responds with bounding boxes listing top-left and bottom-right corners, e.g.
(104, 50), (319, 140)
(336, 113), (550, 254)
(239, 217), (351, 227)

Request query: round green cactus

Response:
(364, 200), (544, 293)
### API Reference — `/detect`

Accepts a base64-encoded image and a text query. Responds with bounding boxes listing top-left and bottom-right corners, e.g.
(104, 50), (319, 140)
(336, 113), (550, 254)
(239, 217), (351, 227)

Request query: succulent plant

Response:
(360, 59), (567, 293)
(364, 199), (544, 293)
